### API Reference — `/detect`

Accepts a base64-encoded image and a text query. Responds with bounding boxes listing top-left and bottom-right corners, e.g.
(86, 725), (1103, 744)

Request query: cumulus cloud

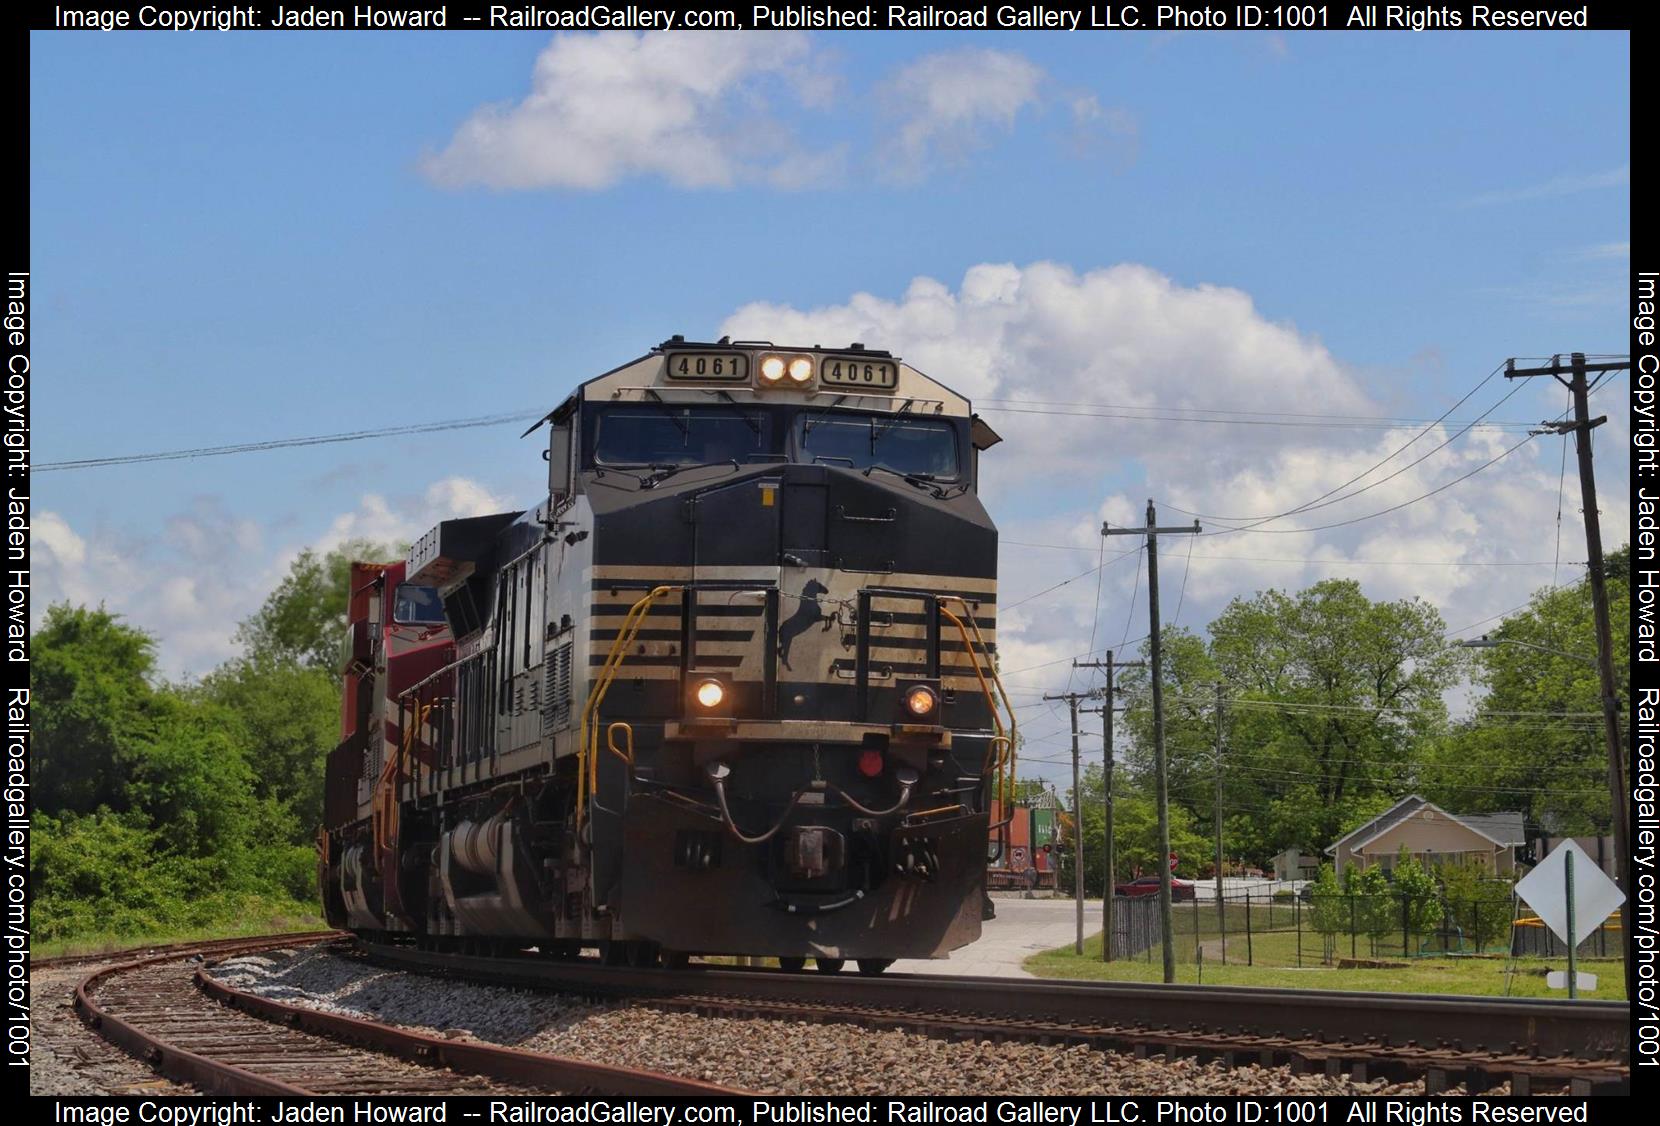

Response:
(875, 48), (1046, 182)
(420, 32), (834, 191)
(720, 262), (1616, 732)
(33, 477), (510, 679)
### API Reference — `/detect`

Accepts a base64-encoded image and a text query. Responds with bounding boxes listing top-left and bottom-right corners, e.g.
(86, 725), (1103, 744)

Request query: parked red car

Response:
(1114, 875), (1197, 901)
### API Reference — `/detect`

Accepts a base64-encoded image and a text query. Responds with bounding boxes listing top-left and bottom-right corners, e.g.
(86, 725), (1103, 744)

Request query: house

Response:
(1271, 847), (1321, 882)
(1326, 795), (1526, 878)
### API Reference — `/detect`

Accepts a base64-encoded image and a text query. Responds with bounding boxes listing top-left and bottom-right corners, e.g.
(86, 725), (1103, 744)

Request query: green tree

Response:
(235, 539), (397, 671)
(1439, 862), (1515, 952)
(31, 605), (161, 815)
(1307, 863), (1345, 962)
(1391, 846), (1442, 946)
(1344, 863), (1392, 955)
(201, 657), (341, 836)
(1204, 580), (1460, 852)
(1422, 547), (1628, 834)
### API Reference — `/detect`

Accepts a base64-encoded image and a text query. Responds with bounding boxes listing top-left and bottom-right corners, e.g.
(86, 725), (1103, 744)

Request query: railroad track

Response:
(359, 942), (1631, 1096)
(35, 931), (341, 971)
(73, 935), (743, 1096)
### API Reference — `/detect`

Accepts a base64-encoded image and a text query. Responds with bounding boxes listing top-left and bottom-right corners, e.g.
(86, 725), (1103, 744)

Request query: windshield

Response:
(392, 583), (446, 626)
(594, 405), (766, 467)
(796, 414), (960, 479)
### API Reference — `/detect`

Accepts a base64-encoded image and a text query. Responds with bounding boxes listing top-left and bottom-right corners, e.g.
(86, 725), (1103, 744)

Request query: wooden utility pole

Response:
(1077, 655), (1145, 962)
(1213, 682), (1227, 963)
(1104, 500), (1201, 983)
(1043, 688), (1097, 954)
(1503, 353), (1631, 994)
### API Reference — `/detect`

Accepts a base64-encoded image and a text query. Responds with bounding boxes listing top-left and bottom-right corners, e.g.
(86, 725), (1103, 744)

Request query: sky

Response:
(29, 29), (1631, 785)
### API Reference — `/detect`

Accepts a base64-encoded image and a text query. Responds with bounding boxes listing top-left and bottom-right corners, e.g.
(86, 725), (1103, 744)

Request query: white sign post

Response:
(1515, 839), (1625, 997)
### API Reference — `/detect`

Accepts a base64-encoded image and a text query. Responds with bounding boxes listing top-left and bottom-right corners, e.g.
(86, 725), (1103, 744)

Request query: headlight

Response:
(695, 679), (726, 709)
(760, 356), (786, 382)
(787, 357), (813, 383)
(903, 685), (938, 719)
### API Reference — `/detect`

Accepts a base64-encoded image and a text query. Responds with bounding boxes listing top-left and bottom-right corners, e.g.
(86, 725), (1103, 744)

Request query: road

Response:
(889, 880), (1304, 979)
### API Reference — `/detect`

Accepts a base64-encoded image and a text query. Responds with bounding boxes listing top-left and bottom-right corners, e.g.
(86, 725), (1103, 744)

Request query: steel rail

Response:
(74, 934), (746, 1096)
(35, 929), (341, 971)
(358, 940), (1629, 1093)
(196, 964), (744, 1096)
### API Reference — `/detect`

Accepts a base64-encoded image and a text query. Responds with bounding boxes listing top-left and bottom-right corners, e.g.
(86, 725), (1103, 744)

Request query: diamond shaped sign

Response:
(1515, 838), (1624, 948)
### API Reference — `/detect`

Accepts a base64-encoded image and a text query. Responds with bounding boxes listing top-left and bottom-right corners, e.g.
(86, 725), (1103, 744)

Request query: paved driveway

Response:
(888, 897), (1107, 978)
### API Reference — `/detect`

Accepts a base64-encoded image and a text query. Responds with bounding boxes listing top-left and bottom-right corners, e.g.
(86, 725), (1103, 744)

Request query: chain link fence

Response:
(1101, 883), (1610, 966)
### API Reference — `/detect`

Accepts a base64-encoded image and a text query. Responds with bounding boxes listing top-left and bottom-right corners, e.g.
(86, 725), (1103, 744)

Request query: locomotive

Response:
(319, 337), (1013, 973)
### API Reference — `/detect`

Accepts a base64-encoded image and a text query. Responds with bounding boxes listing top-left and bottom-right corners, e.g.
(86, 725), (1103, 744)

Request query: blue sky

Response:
(30, 29), (1630, 779)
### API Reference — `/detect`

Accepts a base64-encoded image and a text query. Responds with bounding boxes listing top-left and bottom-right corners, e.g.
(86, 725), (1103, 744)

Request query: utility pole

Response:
(1077, 655), (1145, 962)
(1043, 688), (1098, 954)
(1503, 353), (1631, 994)
(1104, 500), (1202, 983)
(1213, 682), (1227, 963)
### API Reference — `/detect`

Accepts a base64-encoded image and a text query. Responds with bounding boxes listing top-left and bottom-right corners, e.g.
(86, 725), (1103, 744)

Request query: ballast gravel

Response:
(209, 947), (1465, 1096)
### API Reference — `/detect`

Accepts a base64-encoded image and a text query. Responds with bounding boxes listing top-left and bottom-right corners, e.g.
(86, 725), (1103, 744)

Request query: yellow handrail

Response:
(938, 597), (1018, 814)
(373, 700), (431, 860)
(605, 721), (635, 766)
(577, 585), (680, 833)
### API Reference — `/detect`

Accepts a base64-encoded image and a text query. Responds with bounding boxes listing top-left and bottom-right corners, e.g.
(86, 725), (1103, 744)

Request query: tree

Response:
(235, 539), (398, 671)
(1203, 580), (1460, 851)
(1439, 861), (1515, 953)
(201, 658), (341, 836)
(1422, 547), (1629, 834)
(1046, 763), (1211, 896)
(31, 605), (162, 815)
(1391, 846), (1443, 948)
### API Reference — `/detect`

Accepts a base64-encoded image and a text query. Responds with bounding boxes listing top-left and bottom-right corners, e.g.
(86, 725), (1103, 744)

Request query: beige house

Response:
(1327, 796), (1525, 878)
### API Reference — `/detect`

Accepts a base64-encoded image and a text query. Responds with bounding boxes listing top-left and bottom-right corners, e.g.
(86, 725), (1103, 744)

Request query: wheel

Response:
(626, 942), (660, 968)
(601, 941), (629, 967)
(856, 959), (893, 976)
(661, 950), (690, 970)
(777, 956), (807, 972)
(813, 957), (846, 974)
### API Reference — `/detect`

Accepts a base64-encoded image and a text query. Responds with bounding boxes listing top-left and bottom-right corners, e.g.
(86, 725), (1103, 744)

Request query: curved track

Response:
(360, 940), (1631, 1096)
(74, 935), (744, 1096)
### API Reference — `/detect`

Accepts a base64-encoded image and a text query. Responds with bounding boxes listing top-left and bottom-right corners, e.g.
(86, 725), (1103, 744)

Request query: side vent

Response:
(544, 641), (573, 731)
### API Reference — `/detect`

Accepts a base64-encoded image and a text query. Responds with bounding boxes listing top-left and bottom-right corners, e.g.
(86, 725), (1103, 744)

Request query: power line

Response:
(1201, 428), (1544, 536)
(37, 410), (544, 472)
(976, 395), (1542, 430)
(1157, 360), (1508, 527)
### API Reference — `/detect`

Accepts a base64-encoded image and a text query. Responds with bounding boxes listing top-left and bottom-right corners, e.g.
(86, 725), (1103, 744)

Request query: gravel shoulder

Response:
(27, 959), (195, 1096)
(209, 946), (1447, 1096)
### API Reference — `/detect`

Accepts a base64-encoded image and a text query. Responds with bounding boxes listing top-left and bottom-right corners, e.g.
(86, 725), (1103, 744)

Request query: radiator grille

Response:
(544, 641), (573, 731)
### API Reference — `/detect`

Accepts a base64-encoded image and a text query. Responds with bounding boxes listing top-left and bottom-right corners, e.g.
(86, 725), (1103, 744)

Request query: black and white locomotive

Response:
(320, 337), (1012, 973)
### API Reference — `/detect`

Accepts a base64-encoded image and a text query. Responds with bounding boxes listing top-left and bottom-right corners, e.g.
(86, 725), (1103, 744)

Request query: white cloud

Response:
(721, 262), (1618, 726)
(421, 32), (831, 191)
(32, 476), (510, 679)
(1461, 166), (1629, 208)
(1067, 95), (1138, 167)
(1579, 241), (1630, 261)
(875, 48), (1045, 182)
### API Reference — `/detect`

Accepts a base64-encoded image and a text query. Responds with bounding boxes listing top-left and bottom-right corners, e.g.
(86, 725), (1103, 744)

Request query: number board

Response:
(820, 356), (899, 391)
(665, 351), (750, 382)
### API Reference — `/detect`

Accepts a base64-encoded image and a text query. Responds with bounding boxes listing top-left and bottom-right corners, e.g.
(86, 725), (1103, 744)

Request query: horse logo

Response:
(777, 578), (834, 671)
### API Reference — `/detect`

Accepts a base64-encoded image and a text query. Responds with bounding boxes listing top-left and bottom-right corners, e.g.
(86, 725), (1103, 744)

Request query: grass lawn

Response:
(1025, 929), (1627, 1000)
(33, 908), (328, 961)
